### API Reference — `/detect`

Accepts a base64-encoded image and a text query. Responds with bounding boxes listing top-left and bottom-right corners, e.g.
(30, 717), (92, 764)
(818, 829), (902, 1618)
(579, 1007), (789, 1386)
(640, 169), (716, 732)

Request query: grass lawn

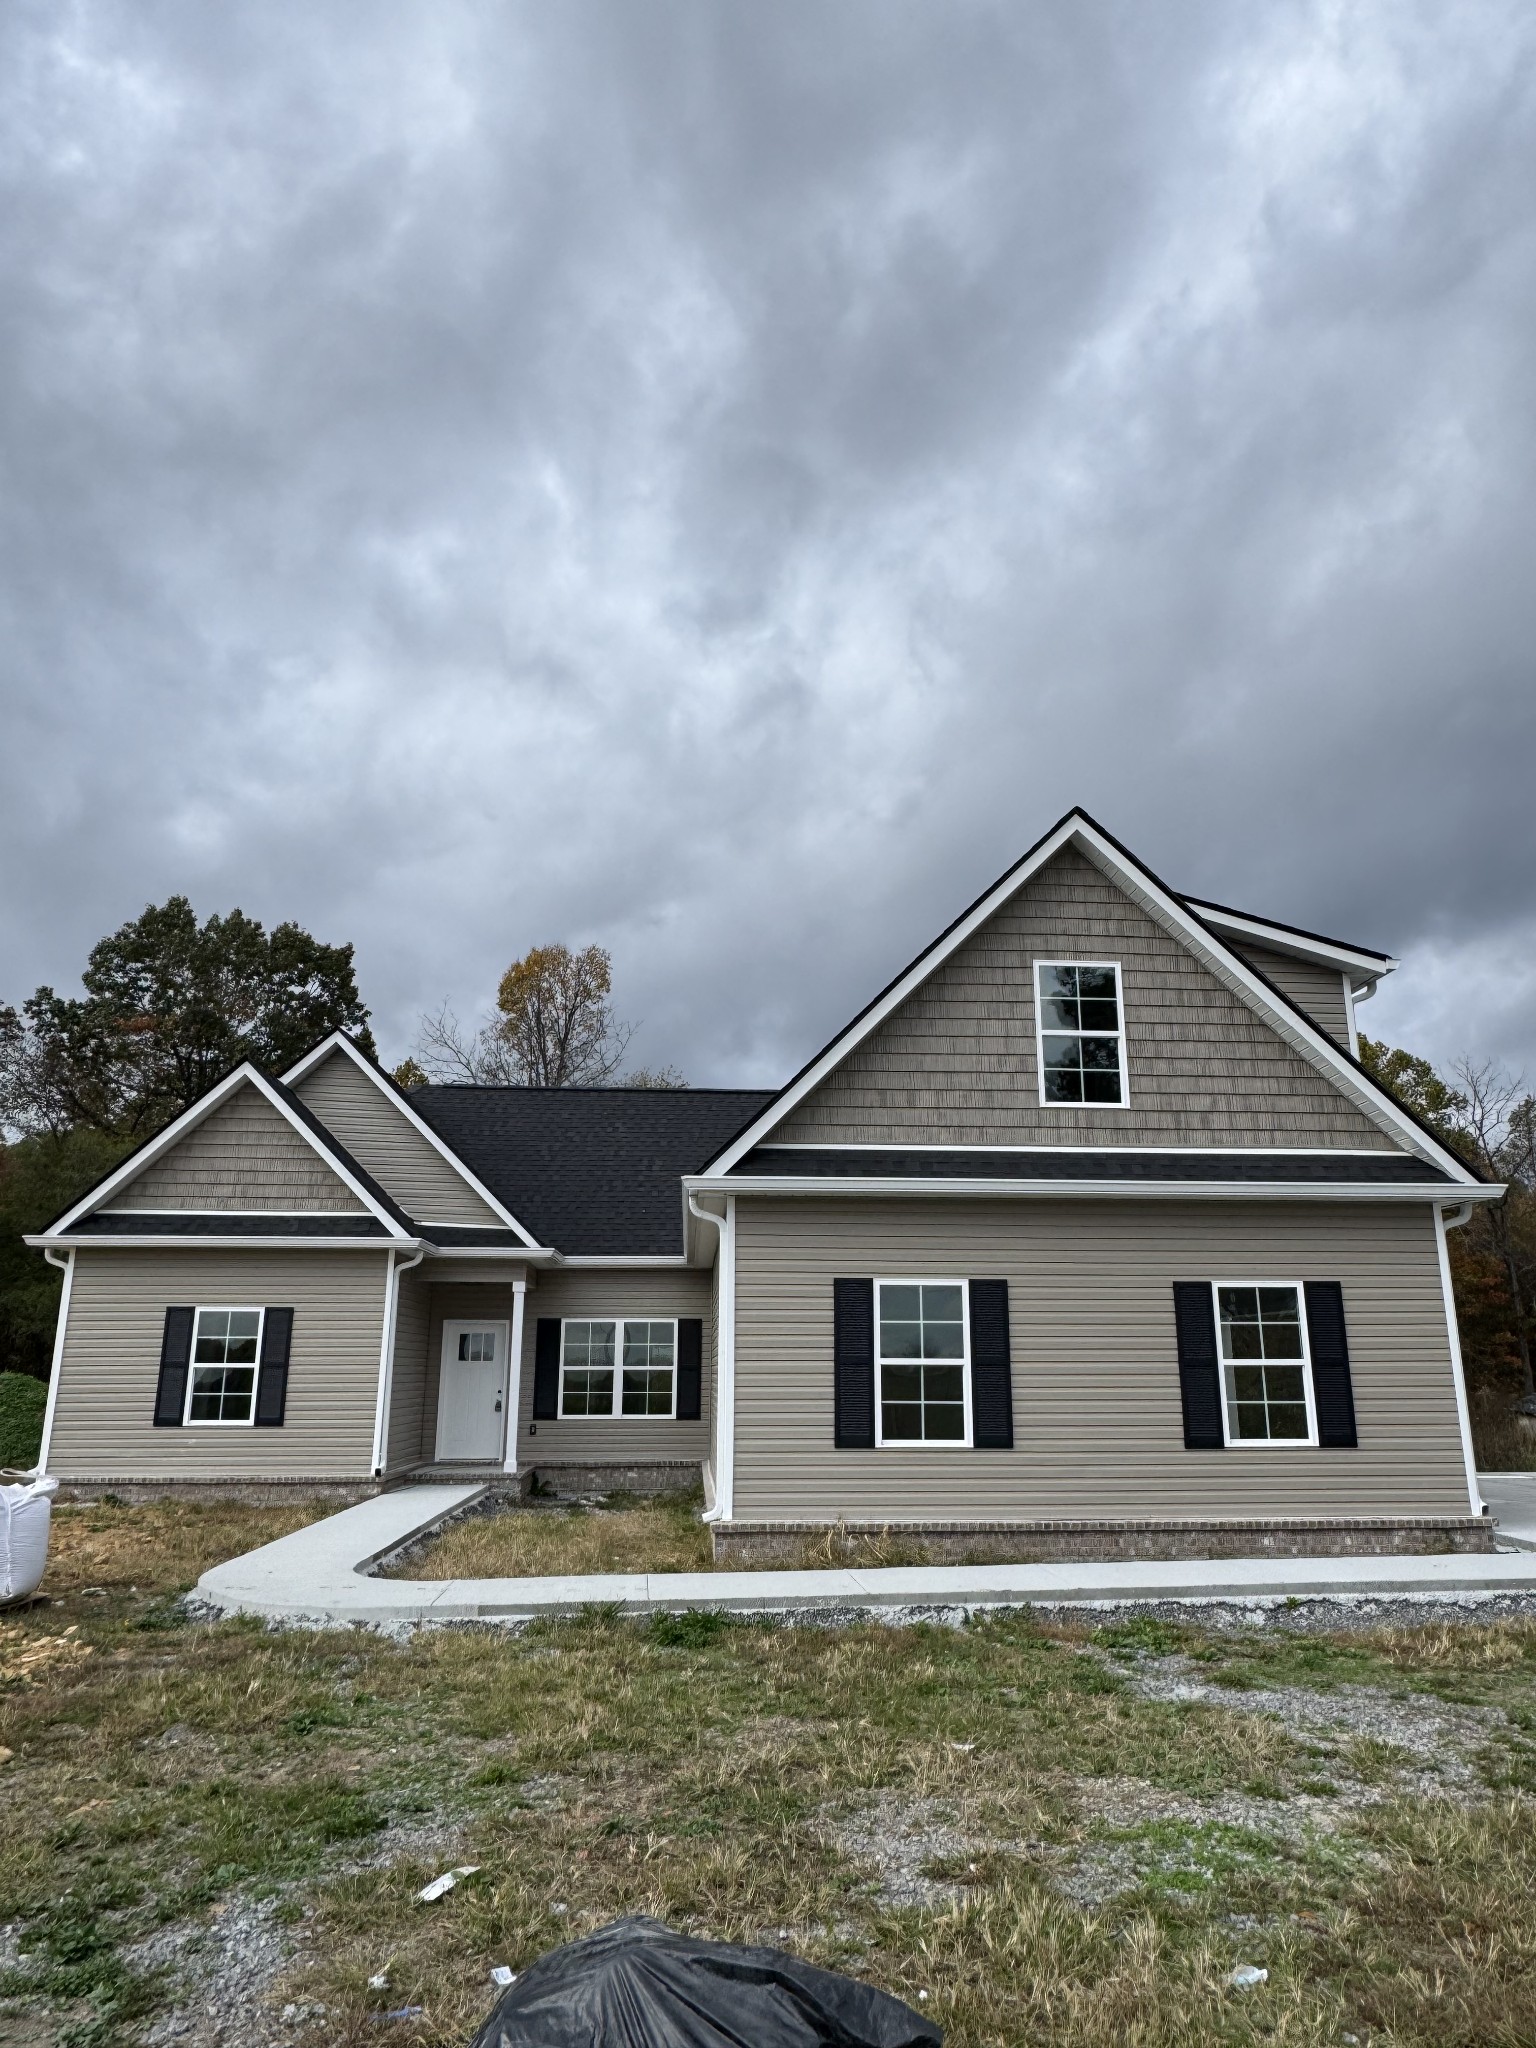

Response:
(3, 1501), (1536, 2046)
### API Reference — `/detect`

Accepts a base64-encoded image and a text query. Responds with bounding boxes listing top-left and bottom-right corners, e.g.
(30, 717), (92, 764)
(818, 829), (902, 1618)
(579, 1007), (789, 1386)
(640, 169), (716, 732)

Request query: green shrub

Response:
(0, 1370), (47, 1469)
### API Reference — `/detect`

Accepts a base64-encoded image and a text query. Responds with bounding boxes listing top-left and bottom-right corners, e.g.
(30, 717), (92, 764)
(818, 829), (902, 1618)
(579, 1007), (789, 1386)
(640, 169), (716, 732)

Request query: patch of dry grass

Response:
(4, 1503), (1536, 2047)
(392, 1491), (712, 1578)
(40, 1496), (332, 1601)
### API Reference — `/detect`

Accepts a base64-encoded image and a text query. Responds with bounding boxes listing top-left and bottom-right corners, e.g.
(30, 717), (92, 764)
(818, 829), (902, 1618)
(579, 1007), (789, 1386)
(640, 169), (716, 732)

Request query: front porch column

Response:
(502, 1276), (527, 1475)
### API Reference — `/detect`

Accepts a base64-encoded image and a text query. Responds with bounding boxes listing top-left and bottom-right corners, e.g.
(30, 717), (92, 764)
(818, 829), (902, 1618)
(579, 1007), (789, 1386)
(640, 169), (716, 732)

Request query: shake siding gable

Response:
(107, 1085), (366, 1212)
(1225, 940), (1353, 1048)
(730, 1197), (1468, 1523)
(47, 1248), (389, 1478)
(294, 1051), (505, 1227)
(770, 846), (1395, 1149)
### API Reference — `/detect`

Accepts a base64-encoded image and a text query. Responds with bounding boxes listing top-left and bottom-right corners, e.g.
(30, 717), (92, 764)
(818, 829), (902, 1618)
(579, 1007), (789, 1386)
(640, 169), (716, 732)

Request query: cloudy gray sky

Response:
(3, 0), (1534, 1088)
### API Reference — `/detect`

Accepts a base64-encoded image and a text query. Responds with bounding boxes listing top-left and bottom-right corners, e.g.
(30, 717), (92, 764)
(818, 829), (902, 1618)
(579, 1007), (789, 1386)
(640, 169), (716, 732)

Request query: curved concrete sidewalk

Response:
(193, 1483), (1536, 1630)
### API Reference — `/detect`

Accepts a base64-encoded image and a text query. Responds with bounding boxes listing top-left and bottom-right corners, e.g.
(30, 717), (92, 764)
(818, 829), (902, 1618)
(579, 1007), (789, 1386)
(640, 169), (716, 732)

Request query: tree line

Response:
(0, 901), (675, 1383)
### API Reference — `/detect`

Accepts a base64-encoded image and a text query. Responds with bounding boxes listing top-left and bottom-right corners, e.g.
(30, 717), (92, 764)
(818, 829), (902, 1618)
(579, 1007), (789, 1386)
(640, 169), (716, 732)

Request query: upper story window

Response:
(559, 1319), (677, 1418)
(1035, 962), (1126, 1106)
(187, 1306), (262, 1424)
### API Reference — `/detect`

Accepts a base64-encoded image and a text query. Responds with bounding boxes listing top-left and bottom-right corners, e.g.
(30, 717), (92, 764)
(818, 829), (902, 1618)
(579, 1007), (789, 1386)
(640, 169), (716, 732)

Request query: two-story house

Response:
(28, 811), (1499, 1560)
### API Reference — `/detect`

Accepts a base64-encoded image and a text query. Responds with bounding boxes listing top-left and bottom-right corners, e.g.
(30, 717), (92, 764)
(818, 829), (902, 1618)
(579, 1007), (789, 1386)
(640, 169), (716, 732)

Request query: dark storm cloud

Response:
(2, 0), (1533, 1085)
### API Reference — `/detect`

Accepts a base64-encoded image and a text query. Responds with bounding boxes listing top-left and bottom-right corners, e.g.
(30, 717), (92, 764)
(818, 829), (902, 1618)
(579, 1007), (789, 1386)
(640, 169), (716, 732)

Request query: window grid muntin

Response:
(875, 1280), (971, 1447)
(559, 1318), (677, 1419)
(1035, 961), (1127, 1107)
(185, 1306), (263, 1426)
(1213, 1282), (1318, 1448)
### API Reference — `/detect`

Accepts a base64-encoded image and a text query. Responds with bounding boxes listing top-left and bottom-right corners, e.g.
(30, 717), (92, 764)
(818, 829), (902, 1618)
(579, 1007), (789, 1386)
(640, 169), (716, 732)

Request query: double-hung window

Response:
(875, 1281), (970, 1445)
(1215, 1284), (1317, 1445)
(186, 1307), (262, 1425)
(559, 1319), (677, 1418)
(1035, 962), (1126, 1105)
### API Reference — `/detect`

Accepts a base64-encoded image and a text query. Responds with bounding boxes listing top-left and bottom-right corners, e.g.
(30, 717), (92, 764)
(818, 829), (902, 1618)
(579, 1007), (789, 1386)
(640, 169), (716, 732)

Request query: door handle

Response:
(495, 1399), (503, 1412)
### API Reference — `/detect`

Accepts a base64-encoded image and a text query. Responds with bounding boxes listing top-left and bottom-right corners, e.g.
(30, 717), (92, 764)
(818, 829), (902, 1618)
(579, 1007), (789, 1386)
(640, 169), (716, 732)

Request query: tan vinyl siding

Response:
(385, 1263), (433, 1473)
(772, 846), (1394, 1149)
(48, 1249), (389, 1478)
(109, 1086), (365, 1212)
(1227, 942), (1352, 1047)
(295, 1052), (505, 1227)
(516, 1268), (713, 1465)
(730, 1197), (1469, 1523)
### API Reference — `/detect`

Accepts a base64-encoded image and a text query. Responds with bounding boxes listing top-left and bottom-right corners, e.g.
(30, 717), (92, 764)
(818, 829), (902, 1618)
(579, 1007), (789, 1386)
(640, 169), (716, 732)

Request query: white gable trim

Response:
(1184, 900), (1396, 989)
(700, 812), (1478, 1184)
(47, 1064), (412, 1238)
(281, 1032), (542, 1249)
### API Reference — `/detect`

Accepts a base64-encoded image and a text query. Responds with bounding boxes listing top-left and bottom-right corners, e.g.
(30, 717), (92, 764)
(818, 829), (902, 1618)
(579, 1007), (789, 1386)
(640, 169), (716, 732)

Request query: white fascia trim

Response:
(44, 1062), (412, 1239)
(1184, 901), (1397, 986)
(1435, 1204), (1484, 1517)
(752, 1142), (1402, 1156)
(281, 1032), (543, 1248)
(421, 1244), (556, 1262)
(701, 814), (1477, 1184)
(557, 1254), (691, 1267)
(687, 1176), (1506, 1205)
(26, 1234), (420, 1251)
(36, 1247), (74, 1475)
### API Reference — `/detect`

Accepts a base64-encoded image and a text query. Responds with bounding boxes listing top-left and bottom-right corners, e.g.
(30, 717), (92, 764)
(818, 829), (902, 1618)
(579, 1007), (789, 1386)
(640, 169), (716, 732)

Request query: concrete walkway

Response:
(1482, 1470), (1536, 1551)
(193, 1483), (1536, 1631)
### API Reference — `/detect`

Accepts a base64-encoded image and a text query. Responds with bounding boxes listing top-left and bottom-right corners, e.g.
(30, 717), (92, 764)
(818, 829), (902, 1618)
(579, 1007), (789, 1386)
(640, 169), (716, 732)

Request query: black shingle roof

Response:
(407, 1087), (779, 1255)
(733, 1148), (1454, 1185)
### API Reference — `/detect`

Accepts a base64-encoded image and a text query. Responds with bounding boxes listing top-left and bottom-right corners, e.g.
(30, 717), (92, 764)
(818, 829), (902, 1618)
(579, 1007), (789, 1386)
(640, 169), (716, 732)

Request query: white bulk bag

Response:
(0, 1473), (58, 1603)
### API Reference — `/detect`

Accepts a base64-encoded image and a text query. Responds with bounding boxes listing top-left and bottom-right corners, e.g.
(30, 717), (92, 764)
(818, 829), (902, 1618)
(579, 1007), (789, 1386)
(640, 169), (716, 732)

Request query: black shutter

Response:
(1172, 1283), (1224, 1449)
(153, 1306), (195, 1427)
(532, 1318), (561, 1418)
(833, 1278), (876, 1448)
(254, 1307), (294, 1426)
(968, 1280), (1014, 1449)
(1305, 1281), (1358, 1448)
(675, 1318), (703, 1420)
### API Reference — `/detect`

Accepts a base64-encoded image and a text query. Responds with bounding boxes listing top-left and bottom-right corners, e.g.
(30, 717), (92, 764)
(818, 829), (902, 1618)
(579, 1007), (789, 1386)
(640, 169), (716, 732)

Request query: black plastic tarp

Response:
(467, 1916), (942, 2048)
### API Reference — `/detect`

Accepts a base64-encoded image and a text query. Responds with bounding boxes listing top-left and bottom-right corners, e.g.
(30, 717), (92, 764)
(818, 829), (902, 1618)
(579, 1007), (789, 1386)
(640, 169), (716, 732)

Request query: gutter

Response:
(682, 1177), (1504, 1205)
(688, 1190), (735, 1525)
(372, 1248), (425, 1477)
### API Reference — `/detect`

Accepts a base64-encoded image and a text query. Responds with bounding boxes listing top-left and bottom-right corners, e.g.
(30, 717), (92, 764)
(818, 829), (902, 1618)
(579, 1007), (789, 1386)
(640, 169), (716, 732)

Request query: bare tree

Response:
(407, 945), (666, 1089)
(1453, 1057), (1536, 1408)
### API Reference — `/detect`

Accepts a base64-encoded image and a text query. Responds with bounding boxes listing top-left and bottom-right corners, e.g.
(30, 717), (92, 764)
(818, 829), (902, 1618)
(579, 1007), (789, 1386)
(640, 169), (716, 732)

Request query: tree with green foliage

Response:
(0, 1369), (47, 1468)
(0, 1128), (134, 1379)
(1362, 1035), (1536, 1450)
(0, 897), (374, 1140)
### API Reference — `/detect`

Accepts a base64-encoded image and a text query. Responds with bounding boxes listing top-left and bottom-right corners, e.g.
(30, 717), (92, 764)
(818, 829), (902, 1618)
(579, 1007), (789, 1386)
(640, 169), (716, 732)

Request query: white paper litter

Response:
(368, 1973), (389, 1989)
(1, 1474), (57, 1604)
(416, 1865), (480, 1902)
(490, 1966), (516, 1987)
(1228, 1965), (1268, 1990)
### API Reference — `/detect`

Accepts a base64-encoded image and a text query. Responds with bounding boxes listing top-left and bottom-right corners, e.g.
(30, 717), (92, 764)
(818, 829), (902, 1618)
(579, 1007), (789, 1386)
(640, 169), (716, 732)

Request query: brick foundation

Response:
(525, 1460), (703, 1499)
(711, 1516), (1496, 1567)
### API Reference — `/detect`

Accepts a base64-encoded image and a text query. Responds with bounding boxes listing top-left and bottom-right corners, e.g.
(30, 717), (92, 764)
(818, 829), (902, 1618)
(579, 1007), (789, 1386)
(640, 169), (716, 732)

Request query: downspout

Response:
(502, 1276), (528, 1476)
(371, 1248), (425, 1480)
(688, 1190), (735, 1524)
(35, 1248), (75, 1477)
(1436, 1202), (1482, 1517)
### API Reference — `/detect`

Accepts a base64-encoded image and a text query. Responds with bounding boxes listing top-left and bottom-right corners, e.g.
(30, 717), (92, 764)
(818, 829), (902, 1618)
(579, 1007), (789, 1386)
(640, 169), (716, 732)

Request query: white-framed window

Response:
(558, 1319), (678, 1419)
(1035, 961), (1126, 1106)
(1214, 1283), (1318, 1447)
(875, 1280), (970, 1446)
(186, 1306), (263, 1426)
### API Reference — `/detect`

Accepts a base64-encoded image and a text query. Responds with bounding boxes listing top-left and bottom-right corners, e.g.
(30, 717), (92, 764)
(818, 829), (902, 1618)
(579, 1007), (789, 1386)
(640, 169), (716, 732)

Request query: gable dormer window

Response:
(1035, 962), (1126, 1106)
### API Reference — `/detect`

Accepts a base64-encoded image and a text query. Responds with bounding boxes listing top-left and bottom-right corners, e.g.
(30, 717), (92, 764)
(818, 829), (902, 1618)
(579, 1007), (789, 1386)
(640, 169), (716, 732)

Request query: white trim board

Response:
(752, 1143), (1404, 1156)
(281, 1031), (543, 1248)
(43, 1064), (413, 1240)
(698, 812), (1479, 1185)
(26, 1233), (414, 1252)
(1185, 900), (1395, 986)
(686, 1175), (1502, 1205)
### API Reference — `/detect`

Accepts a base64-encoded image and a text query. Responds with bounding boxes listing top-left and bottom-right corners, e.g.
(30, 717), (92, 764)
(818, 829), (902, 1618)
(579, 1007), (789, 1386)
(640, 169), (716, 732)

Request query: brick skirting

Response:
(711, 1516), (1496, 1566)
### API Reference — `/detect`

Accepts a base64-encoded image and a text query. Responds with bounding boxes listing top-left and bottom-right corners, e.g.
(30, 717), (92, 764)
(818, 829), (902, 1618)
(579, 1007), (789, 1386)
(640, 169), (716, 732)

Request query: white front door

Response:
(436, 1320), (509, 1461)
